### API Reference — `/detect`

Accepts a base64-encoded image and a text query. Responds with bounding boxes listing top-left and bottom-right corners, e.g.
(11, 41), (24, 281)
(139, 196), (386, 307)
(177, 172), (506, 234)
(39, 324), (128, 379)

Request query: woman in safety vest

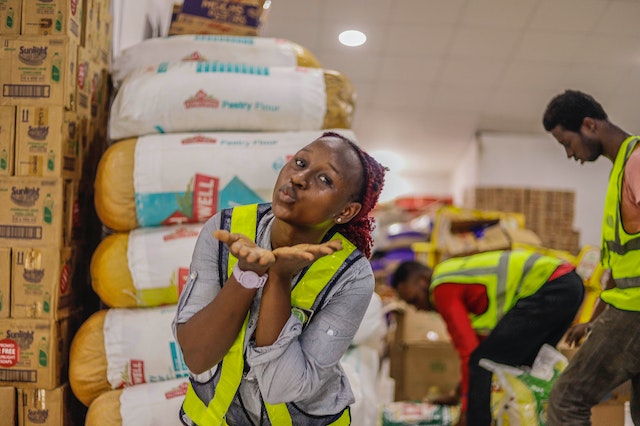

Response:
(543, 90), (640, 425)
(173, 132), (386, 425)
(390, 250), (584, 425)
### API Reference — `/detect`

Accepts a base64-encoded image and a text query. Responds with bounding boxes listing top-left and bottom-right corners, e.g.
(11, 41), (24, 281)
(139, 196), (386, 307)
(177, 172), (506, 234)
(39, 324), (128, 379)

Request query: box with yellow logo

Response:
(0, 177), (71, 248)
(0, 36), (78, 110)
(0, 316), (73, 388)
(0, 248), (9, 318)
(21, 0), (83, 42)
(11, 246), (75, 320)
(0, 105), (15, 176)
(14, 106), (79, 179)
(0, 0), (20, 35)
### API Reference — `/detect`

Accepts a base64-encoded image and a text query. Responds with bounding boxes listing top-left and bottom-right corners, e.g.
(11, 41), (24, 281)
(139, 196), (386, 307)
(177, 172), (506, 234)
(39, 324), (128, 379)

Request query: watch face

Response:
(243, 272), (260, 287)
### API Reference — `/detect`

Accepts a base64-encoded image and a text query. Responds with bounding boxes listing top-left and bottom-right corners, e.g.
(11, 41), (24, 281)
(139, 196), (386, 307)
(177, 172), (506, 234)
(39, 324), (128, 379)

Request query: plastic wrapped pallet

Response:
(91, 224), (202, 308)
(109, 63), (355, 139)
(69, 306), (186, 407)
(94, 130), (357, 231)
(85, 378), (188, 426)
(112, 35), (321, 88)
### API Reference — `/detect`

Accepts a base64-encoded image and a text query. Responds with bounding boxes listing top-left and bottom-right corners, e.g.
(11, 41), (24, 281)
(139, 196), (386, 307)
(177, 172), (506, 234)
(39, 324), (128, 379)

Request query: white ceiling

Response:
(259, 0), (640, 182)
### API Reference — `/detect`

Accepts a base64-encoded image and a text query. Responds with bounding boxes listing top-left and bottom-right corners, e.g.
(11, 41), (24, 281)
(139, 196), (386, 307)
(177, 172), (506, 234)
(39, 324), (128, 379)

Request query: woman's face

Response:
(271, 136), (363, 228)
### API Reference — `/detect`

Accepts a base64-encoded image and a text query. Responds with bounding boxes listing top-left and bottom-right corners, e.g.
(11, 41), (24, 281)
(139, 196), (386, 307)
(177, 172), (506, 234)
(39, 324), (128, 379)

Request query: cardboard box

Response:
(0, 36), (78, 110)
(14, 106), (79, 179)
(17, 383), (78, 426)
(11, 246), (75, 319)
(591, 400), (626, 426)
(389, 307), (460, 401)
(394, 307), (451, 344)
(0, 386), (16, 424)
(0, 177), (70, 247)
(169, 0), (267, 36)
(0, 105), (15, 176)
(83, 0), (110, 64)
(75, 46), (90, 117)
(21, 0), (83, 42)
(390, 341), (461, 401)
(0, 0), (20, 35)
(0, 316), (73, 388)
(0, 247), (9, 318)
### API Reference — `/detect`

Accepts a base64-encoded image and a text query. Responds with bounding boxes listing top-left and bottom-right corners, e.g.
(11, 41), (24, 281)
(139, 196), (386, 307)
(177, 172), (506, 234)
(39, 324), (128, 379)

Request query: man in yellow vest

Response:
(390, 250), (584, 425)
(543, 90), (640, 425)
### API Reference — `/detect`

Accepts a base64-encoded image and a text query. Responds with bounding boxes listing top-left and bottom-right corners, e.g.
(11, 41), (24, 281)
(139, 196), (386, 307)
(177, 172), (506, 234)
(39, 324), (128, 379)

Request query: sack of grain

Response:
(91, 224), (202, 308)
(109, 63), (355, 139)
(94, 130), (357, 231)
(69, 306), (185, 407)
(85, 378), (188, 426)
(112, 35), (321, 88)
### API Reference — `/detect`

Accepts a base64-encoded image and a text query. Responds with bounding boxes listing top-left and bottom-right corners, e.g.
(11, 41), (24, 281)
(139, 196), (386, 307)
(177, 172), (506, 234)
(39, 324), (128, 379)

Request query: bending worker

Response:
(390, 250), (584, 426)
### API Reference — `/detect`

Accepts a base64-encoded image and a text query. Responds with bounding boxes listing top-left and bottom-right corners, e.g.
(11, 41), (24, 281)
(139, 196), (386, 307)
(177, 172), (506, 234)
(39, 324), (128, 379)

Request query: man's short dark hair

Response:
(390, 260), (430, 288)
(542, 90), (608, 132)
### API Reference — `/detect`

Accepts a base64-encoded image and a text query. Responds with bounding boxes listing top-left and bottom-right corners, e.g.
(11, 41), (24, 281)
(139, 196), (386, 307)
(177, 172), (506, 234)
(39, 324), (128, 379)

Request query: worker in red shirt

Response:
(390, 250), (584, 426)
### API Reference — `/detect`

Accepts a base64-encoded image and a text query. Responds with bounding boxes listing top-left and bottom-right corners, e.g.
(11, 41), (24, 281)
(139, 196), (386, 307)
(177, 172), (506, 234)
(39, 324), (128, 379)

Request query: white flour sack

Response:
(109, 63), (355, 139)
(91, 224), (202, 308)
(69, 306), (185, 407)
(94, 130), (358, 231)
(85, 378), (188, 426)
(111, 35), (321, 88)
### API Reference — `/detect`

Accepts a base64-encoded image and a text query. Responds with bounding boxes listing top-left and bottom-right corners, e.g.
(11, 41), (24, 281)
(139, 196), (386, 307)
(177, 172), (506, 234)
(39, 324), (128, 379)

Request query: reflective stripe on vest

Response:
(183, 204), (258, 426)
(184, 204), (355, 425)
(600, 136), (640, 311)
(430, 250), (560, 332)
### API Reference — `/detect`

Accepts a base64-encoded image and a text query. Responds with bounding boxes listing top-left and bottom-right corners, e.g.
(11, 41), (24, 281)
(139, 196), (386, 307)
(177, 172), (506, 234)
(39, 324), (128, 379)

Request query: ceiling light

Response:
(338, 30), (366, 47)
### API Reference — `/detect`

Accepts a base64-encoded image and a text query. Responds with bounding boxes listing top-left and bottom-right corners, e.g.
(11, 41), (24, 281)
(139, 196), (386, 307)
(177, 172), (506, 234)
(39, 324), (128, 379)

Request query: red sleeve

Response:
(432, 284), (486, 412)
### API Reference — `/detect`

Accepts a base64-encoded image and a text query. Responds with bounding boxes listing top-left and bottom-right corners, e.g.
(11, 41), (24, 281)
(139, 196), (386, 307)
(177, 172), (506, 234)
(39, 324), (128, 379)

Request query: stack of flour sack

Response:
(68, 34), (386, 425)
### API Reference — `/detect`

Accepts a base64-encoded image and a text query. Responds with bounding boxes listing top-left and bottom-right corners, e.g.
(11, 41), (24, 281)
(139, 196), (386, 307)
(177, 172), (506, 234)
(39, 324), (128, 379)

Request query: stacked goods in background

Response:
(68, 6), (388, 424)
(426, 205), (555, 266)
(0, 0), (113, 423)
(465, 186), (581, 254)
(168, 0), (270, 37)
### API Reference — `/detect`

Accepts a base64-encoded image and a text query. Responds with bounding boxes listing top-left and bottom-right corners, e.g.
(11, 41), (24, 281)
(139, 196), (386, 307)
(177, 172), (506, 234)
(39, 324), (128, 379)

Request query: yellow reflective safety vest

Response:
(182, 203), (355, 425)
(600, 136), (640, 311)
(430, 250), (562, 334)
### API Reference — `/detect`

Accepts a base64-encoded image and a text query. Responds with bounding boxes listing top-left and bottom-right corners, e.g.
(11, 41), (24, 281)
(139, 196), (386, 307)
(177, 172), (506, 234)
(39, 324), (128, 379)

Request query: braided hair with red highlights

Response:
(321, 131), (387, 258)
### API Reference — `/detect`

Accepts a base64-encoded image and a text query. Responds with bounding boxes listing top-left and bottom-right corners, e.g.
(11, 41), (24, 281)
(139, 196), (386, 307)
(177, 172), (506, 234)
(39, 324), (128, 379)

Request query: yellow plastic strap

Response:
(184, 205), (258, 425)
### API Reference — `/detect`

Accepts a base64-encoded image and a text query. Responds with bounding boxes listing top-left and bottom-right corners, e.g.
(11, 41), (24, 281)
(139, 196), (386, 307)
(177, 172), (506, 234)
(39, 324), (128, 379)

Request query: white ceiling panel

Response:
(256, 0), (640, 187)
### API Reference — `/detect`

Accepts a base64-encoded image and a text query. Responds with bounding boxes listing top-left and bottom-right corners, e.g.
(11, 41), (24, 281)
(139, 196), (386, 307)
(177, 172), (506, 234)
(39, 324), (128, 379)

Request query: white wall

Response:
(451, 137), (479, 206)
(452, 131), (611, 247)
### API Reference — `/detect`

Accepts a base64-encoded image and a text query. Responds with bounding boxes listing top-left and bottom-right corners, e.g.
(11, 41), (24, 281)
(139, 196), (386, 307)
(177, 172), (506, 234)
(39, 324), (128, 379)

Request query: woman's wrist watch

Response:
(232, 263), (268, 289)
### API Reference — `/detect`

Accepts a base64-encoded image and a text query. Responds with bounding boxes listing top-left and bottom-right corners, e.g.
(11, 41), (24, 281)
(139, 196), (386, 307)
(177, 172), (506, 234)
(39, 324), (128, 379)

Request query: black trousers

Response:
(466, 271), (585, 426)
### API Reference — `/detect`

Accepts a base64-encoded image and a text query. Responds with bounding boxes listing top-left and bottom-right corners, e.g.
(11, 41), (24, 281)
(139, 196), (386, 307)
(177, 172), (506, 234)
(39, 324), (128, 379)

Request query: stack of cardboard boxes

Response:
(466, 186), (581, 254)
(0, 0), (111, 423)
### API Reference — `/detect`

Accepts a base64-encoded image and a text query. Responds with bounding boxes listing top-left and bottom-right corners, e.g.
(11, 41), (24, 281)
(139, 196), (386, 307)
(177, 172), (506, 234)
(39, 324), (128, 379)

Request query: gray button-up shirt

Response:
(172, 208), (374, 425)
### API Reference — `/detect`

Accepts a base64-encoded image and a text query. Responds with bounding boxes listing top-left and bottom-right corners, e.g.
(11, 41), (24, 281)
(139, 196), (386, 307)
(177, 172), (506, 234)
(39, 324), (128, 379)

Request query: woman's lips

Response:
(277, 185), (296, 203)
